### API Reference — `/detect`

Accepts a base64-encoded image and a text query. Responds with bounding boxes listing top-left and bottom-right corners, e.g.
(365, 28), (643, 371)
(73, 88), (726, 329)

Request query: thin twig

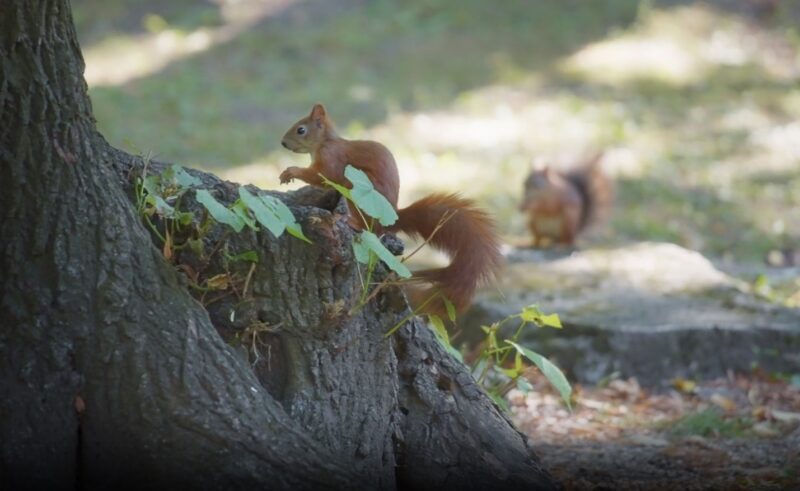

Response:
(401, 209), (458, 263)
(197, 230), (232, 275)
(144, 215), (166, 243)
(359, 253), (378, 303)
(348, 271), (400, 316)
(241, 261), (257, 298)
(384, 291), (440, 338)
(354, 204), (372, 232)
(202, 290), (234, 307)
(359, 271), (397, 305)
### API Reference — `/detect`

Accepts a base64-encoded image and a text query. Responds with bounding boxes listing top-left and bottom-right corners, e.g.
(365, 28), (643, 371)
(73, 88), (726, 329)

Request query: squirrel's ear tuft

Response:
(310, 103), (327, 121)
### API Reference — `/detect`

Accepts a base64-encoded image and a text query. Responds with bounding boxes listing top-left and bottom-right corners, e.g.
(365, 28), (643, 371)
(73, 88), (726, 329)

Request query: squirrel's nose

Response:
(281, 140), (289, 149)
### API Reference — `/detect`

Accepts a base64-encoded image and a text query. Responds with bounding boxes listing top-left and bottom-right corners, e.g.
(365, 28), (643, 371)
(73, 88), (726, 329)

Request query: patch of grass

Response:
(73, 0), (221, 43)
(666, 409), (752, 438)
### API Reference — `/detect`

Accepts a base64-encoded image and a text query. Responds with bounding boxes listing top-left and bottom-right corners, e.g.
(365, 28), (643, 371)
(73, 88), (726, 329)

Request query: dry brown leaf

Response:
(709, 393), (737, 413)
(206, 273), (230, 290)
(163, 229), (173, 260)
(672, 377), (697, 394)
(752, 405), (769, 420)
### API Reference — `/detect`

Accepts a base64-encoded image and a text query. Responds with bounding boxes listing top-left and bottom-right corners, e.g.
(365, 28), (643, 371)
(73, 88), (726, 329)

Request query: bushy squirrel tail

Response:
(389, 193), (503, 315)
(564, 152), (613, 230)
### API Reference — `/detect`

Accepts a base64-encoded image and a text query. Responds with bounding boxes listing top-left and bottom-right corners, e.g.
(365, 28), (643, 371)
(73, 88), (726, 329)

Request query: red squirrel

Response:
(279, 103), (502, 314)
(520, 153), (611, 247)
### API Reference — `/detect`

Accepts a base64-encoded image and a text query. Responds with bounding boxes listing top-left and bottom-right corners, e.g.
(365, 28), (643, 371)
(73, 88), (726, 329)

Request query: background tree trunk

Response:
(0, 1), (555, 489)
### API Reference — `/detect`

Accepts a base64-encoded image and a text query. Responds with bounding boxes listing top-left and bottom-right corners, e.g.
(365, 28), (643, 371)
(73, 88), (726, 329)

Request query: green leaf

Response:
(472, 356), (488, 379)
(141, 174), (175, 217)
(186, 238), (204, 256)
(355, 231), (411, 278)
(507, 341), (572, 409)
(226, 250), (259, 263)
(519, 305), (562, 329)
(352, 238), (371, 264)
(176, 210), (194, 226)
(239, 187), (285, 237)
(319, 174), (352, 200)
(238, 188), (311, 243)
(145, 193), (175, 217)
(540, 313), (563, 328)
(427, 314), (462, 362)
(444, 297), (457, 323)
(516, 377), (534, 394)
(519, 304), (543, 323)
(428, 314), (449, 345)
(487, 391), (509, 413)
(231, 200), (258, 230)
(141, 174), (161, 196)
(159, 165), (175, 184)
(445, 344), (464, 363)
(286, 226), (312, 243)
(344, 166), (398, 226)
(195, 189), (245, 232)
(259, 194), (311, 243)
(171, 164), (201, 188)
(488, 330), (498, 351)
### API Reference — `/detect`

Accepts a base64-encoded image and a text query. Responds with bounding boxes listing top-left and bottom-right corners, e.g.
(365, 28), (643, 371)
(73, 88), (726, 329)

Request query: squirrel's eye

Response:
(297, 126), (307, 135)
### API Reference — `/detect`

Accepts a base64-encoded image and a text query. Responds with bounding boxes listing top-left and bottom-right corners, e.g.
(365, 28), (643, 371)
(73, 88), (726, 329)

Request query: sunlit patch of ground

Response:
(511, 372), (800, 444)
(82, 0), (298, 86)
(562, 4), (800, 86)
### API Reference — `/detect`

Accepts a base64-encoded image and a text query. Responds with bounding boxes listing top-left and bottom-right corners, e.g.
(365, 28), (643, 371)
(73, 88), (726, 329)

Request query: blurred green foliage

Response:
(667, 408), (752, 438)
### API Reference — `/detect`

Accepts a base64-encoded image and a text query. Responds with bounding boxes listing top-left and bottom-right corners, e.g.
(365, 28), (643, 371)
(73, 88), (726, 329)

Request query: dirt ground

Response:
(511, 373), (800, 490)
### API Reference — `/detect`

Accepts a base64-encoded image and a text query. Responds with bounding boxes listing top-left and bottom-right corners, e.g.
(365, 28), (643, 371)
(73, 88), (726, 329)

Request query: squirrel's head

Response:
(524, 163), (555, 189)
(519, 163), (555, 210)
(281, 103), (332, 153)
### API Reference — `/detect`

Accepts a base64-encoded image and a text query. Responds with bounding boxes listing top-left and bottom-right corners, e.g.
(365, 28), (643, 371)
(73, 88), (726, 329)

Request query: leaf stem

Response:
(144, 215), (166, 243)
(384, 292), (439, 337)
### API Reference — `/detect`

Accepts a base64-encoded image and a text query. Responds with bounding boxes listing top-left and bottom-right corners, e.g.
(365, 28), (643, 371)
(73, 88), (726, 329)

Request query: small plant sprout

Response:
(458, 305), (571, 412)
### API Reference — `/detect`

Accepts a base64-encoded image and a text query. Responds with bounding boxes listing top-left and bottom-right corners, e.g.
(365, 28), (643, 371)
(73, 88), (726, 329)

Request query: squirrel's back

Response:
(563, 152), (613, 229)
(316, 138), (400, 208)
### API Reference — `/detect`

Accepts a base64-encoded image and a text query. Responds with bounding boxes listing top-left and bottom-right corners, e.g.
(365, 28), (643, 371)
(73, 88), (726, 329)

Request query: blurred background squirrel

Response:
(520, 152), (613, 248)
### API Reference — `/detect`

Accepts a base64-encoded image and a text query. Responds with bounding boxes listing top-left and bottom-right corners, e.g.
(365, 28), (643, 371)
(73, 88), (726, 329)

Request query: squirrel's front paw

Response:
(279, 167), (299, 184)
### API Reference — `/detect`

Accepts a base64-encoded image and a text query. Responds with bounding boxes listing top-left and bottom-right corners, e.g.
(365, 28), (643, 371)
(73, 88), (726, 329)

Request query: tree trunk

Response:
(0, 1), (556, 490)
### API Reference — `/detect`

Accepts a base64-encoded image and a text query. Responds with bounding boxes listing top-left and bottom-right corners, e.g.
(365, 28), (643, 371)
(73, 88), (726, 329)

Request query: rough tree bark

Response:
(0, 1), (556, 490)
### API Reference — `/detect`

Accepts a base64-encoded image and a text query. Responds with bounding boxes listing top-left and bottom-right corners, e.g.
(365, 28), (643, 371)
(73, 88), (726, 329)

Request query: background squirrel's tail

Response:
(389, 193), (503, 315)
(565, 152), (613, 230)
